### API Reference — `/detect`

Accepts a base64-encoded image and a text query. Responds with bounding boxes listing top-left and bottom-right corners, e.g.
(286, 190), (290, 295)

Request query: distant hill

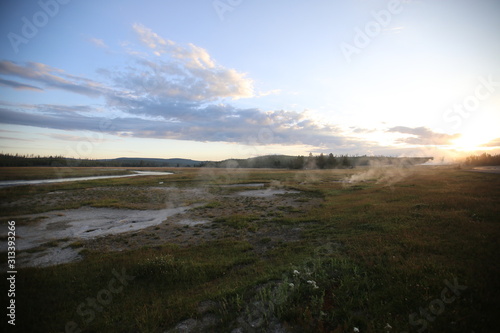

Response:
(100, 157), (205, 167)
(0, 153), (204, 167)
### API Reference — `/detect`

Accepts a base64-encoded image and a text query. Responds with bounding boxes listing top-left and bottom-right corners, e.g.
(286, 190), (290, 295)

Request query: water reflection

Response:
(0, 171), (173, 187)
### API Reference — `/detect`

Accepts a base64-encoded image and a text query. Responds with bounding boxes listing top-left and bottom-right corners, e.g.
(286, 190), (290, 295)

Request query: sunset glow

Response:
(0, 0), (499, 160)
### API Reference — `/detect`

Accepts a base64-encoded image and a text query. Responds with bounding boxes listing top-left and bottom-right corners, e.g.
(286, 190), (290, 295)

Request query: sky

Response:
(0, 0), (499, 161)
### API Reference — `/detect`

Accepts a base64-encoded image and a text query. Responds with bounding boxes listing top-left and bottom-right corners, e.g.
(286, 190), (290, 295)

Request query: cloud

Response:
(0, 61), (108, 97)
(350, 127), (376, 134)
(0, 24), (370, 152)
(1, 25), (253, 104)
(387, 126), (460, 145)
(133, 23), (215, 68)
(481, 137), (500, 147)
(0, 103), (350, 149)
(88, 37), (108, 49)
(258, 89), (282, 97)
(383, 26), (405, 34)
(126, 24), (254, 101)
(0, 136), (34, 142)
(46, 133), (117, 142)
(0, 78), (43, 91)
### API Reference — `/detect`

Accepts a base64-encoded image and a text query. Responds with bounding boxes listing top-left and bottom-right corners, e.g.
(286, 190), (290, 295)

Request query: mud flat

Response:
(236, 188), (300, 197)
(4, 205), (197, 268)
(1, 184), (309, 268)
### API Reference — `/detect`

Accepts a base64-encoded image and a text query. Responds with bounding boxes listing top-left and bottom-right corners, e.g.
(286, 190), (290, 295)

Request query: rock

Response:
(197, 300), (218, 314)
(231, 328), (244, 333)
(168, 318), (198, 332)
(201, 313), (219, 327)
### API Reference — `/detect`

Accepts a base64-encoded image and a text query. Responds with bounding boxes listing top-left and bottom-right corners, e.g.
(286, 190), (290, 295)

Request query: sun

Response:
(451, 118), (499, 151)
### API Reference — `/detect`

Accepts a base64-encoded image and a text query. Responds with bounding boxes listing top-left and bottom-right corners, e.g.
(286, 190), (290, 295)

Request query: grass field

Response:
(1, 166), (499, 332)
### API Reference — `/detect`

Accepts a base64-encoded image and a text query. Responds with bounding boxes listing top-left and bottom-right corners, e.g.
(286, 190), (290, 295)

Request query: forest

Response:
(463, 152), (500, 166)
(0, 153), (433, 169)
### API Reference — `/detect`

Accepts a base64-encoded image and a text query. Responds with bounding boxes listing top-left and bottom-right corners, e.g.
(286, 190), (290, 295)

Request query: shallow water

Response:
(2, 204), (195, 268)
(12, 205), (190, 251)
(472, 166), (500, 174)
(0, 170), (173, 187)
(219, 183), (265, 187)
(236, 188), (300, 197)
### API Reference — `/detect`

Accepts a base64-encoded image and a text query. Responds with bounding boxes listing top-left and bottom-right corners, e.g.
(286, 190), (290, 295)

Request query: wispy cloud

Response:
(387, 126), (461, 145)
(88, 37), (109, 49)
(0, 135), (34, 142)
(481, 138), (500, 148)
(0, 78), (43, 91)
(383, 26), (405, 34)
(0, 61), (108, 97)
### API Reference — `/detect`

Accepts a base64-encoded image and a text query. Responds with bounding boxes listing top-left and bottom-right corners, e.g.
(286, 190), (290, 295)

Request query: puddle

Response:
(1, 205), (195, 268)
(219, 183), (266, 188)
(18, 246), (83, 268)
(236, 189), (300, 198)
(177, 219), (210, 226)
(0, 170), (173, 187)
(471, 166), (500, 174)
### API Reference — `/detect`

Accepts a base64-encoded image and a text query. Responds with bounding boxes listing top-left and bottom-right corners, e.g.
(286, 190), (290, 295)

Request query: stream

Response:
(0, 170), (173, 187)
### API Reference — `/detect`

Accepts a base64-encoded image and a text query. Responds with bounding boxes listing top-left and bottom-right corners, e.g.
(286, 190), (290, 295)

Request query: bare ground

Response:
(1, 184), (321, 268)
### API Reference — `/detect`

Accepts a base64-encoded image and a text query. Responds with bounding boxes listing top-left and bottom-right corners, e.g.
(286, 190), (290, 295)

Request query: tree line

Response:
(0, 153), (176, 167)
(0, 152), (435, 169)
(204, 153), (433, 169)
(463, 153), (500, 166)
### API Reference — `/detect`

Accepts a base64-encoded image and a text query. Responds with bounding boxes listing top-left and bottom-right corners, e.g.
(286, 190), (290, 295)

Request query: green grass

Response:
(1, 166), (499, 332)
(214, 214), (260, 230)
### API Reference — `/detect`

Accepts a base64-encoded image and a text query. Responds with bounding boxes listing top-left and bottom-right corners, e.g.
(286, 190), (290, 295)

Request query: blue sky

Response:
(1, 0), (499, 161)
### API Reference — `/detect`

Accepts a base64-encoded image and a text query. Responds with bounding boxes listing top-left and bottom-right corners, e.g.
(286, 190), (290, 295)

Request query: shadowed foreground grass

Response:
(1, 166), (499, 332)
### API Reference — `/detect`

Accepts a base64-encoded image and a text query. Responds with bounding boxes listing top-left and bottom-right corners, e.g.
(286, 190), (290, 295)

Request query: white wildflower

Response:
(293, 269), (300, 276)
(289, 283), (294, 288)
(307, 280), (319, 289)
(385, 323), (392, 330)
(353, 327), (360, 333)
